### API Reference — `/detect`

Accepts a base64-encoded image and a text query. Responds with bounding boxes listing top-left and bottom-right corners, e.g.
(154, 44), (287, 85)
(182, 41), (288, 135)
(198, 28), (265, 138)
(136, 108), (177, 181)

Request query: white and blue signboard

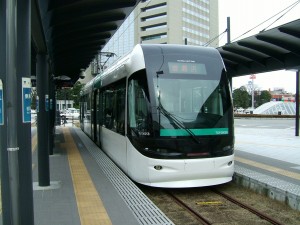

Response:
(36, 96), (39, 113)
(22, 77), (31, 123)
(45, 94), (49, 112)
(0, 79), (3, 125)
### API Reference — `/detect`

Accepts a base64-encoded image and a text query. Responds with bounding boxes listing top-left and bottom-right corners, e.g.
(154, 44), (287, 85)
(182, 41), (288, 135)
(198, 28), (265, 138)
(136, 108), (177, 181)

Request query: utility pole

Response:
(227, 17), (233, 90)
(227, 17), (231, 45)
(250, 74), (256, 109)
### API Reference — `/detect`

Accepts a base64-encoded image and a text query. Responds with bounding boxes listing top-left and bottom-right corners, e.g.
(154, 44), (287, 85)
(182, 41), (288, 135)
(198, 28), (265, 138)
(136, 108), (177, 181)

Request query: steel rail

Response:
(212, 188), (285, 225)
(165, 191), (212, 225)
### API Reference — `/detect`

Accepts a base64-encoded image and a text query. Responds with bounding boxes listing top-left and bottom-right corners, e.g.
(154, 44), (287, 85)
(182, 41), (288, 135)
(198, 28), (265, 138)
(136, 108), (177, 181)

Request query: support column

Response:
(49, 78), (55, 155)
(16, 0), (34, 224)
(36, 53), (50, 186)
(6, 0), (20, 224)
(0, 0), (12, 224)
(296, 71), (299, 136)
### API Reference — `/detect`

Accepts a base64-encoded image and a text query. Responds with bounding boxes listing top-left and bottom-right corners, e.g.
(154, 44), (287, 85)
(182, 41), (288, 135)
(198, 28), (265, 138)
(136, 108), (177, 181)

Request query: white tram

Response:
(80, 44), (234, 188)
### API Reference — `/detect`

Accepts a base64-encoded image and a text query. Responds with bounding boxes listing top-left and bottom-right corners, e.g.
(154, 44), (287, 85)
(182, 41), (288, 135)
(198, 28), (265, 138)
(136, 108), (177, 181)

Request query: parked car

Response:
(235, 107), (244, 113)
(60, 108), (80, 120)
(244, 107), (255, 114)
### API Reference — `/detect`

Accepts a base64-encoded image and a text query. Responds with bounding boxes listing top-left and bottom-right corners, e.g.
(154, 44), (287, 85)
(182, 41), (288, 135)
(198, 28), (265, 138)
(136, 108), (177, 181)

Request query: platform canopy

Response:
(217, 19), (300, 78)
(32, 0), (141, 83)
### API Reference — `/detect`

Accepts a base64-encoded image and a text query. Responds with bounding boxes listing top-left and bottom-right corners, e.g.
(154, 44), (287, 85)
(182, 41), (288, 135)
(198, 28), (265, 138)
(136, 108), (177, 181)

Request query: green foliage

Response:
(255, 90), (272, 106)
(233, 86), (272, 109)
(56, 81), (84, 108)
(233, 86), (250, 109)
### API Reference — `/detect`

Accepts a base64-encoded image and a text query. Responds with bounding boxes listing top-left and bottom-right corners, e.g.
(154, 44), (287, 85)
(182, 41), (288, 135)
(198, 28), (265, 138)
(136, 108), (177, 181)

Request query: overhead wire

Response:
(260, 0), (300, 32)
(203, 29), (227, 47)
(231, 0), (300, 42)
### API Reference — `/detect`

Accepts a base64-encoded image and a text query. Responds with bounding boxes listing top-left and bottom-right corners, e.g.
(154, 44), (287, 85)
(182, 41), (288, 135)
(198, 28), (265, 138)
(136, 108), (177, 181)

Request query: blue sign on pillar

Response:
(0, 79), (4, 125)
(36, 96), (39, 113)
(45, 94), (49, 112)
(22, 78), (31, 123)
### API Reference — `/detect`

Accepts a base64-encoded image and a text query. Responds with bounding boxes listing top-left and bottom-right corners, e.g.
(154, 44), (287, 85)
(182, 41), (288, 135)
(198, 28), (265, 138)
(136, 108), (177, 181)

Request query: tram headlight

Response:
(223, 145), (233, 151)
(154, 165), (163, 170)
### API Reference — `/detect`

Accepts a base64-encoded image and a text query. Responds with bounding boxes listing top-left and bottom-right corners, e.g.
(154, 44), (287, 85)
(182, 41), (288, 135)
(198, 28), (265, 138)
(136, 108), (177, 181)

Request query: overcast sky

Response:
(218, 0), (300, 93)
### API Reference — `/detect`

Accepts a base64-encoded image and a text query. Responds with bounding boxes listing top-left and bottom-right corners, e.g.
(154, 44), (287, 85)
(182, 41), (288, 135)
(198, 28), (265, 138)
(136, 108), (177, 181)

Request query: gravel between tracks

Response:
(141, 182), (300, 225)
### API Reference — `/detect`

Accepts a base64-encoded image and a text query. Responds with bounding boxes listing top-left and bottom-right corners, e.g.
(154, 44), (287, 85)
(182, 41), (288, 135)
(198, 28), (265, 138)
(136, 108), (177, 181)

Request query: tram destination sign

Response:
(168, 62), (207, 75)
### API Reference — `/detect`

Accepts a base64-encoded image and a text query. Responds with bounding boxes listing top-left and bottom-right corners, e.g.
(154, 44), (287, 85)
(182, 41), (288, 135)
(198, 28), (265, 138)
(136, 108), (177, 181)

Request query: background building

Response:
(135, 0), (218, 46)
(82, 0), (219, 82)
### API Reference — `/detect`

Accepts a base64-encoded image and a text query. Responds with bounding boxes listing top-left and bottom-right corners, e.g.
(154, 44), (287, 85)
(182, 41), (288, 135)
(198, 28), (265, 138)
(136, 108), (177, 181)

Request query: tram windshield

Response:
(127, 48), (232, 139)
(153, 72), (231, 137)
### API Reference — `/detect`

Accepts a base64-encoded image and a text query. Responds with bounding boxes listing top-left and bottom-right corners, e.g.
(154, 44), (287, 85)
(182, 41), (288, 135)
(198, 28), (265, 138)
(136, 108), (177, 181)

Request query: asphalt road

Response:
(234, 118), (296, 130)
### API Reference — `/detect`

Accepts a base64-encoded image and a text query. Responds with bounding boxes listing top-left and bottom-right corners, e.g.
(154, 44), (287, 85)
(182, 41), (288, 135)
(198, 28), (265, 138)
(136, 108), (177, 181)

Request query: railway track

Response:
(165, 189), (285, 225)
(141, 184), (299, 225)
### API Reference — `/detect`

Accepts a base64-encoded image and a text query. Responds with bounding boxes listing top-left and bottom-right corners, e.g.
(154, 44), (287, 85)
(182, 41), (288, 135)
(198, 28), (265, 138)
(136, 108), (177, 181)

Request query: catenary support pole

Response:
(296, 71), (299, 136)
(36, 53), (50, 186)
(227, 17), (231, 45)
(6, 0), (20, 224)
(227, 17), (232, 90)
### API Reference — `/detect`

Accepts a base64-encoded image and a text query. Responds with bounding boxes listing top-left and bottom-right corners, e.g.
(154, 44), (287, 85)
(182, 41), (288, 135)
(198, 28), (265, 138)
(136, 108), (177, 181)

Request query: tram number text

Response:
(138, 131), (150, 136)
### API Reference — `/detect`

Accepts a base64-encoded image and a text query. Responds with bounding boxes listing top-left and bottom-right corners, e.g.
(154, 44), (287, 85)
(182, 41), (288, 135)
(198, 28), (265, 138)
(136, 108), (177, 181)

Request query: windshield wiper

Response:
(157, 103), (201, 144)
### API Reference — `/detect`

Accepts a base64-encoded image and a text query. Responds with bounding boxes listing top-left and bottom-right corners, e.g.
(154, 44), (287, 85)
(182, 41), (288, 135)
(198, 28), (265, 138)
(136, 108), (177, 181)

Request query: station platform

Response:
(32, 125), (174, 225)
(31, 120), (300, 225)
(233, 124), (300, 211)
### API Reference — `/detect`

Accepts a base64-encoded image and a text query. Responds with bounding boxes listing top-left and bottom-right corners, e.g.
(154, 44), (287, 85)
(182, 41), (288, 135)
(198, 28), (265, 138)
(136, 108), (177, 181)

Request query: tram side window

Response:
(86, 93), (92, 121)
(103, 90), (114, 129)
(103, 79), (126, 135)
(128, 71), (150, 135)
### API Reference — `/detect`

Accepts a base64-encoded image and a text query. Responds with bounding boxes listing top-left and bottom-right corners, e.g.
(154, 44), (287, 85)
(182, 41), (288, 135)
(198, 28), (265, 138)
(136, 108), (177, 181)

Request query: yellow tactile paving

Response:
(32, 133), (37, 153)
(235, 156), (300, 181)
(32, 133), (37, 169)
(62, 128), (112, 225)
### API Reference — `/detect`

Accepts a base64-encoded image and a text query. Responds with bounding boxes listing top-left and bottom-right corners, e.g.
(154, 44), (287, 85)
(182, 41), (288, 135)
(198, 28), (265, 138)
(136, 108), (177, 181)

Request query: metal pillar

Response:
(49, 78), (55, 155)
(6, 0), (20, 224)
(227, 17), (233, 90)
(227, 17), (231, 45)
(0, 0), (12, 224)
(17, 0), (34, 224)
(296, 71), (299, 136)
(36, 54), (50, 186)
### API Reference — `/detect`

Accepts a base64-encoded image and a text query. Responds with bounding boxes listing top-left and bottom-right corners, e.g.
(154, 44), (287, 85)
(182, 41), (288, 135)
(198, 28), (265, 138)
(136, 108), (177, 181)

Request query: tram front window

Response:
(153, 74), (231, 134)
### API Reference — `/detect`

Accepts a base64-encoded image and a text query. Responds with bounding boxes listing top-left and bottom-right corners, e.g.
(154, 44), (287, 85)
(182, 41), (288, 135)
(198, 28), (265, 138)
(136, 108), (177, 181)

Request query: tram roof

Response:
(217, 19), (300, 77)
(32, 0), (141, 85)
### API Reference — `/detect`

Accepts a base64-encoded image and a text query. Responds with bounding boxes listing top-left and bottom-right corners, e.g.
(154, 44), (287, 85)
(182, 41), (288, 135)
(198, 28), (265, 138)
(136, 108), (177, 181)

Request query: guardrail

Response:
(234, 114), (295, 119)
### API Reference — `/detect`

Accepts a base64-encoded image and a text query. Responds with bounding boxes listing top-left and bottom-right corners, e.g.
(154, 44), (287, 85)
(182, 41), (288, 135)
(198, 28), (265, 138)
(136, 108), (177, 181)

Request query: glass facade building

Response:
(87, 0), (219, 76)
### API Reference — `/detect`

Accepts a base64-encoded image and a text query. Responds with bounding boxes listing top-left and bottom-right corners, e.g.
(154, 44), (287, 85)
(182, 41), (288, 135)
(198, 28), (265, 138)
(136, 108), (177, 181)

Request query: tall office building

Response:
(85, 0), (219, 78)
(135, 0), (218, 46)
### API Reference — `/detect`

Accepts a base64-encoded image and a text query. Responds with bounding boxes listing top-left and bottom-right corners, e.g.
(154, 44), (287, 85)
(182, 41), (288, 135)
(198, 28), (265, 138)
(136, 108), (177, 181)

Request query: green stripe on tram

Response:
(160, 128), (229, 136)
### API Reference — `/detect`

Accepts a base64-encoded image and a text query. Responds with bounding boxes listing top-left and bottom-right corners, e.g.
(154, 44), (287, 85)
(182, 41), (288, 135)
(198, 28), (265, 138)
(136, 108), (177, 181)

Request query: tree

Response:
(255, 90), (272, 107)
(56, 81), (84, 108)
(233, 86), (250, 109)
